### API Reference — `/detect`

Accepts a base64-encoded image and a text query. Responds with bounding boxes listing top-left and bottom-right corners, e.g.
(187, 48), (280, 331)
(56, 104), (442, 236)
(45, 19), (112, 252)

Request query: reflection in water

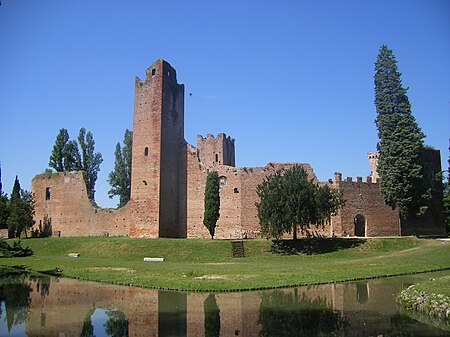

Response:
(258, 289), (347, 337)
(0, 268), (449, 337)
(0, 270), (32, 333)
(204, 294), (220, 337)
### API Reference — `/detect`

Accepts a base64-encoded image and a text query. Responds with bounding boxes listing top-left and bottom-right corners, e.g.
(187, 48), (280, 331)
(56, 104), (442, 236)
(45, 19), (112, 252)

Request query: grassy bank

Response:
(398, 275), (450, 327)
(0, 236), (449, 291)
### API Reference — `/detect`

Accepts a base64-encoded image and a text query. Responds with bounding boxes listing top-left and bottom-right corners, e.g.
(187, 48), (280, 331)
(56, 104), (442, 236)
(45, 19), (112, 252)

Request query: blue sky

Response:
(0, 0), (449, 208)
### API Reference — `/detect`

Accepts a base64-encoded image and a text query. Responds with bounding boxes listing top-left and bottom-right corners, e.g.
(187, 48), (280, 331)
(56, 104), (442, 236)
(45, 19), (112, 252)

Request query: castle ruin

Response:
(31, 59), (445, 239)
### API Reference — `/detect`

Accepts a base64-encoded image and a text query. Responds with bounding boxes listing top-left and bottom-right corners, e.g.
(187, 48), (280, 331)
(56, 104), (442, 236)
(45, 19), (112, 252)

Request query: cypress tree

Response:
(374, 45), (429, 219)
(108, 129), (132, 208)
(0, 164), (9, 229)
(203, 171), (220, 239)
(7, 176), (34, 238)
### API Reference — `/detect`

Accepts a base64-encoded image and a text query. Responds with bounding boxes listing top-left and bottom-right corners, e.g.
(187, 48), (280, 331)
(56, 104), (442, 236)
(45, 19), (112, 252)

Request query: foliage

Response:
(7, 176), (35, 238)
(49, 128), (72, 172)
(203, 171), (220, 239)
(104, 309), (129, 337)
(443, 140), (450, 235)
(49, 128), (103, 201)
(0, 164), (9, 229)
(77, 127), (104, 200)
(0, 239), (33, 258)
(0, 273), (32, 332)
(256, 165), (344, 240)
(108, 129), (132, 208)
(204, 294), (220, 337)
(374, 45), (429, 219)
(258, 291), (347, 337)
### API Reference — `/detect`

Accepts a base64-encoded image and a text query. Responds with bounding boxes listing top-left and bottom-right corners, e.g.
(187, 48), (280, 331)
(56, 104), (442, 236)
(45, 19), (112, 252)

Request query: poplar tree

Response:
(374, 45), (429, 219)
(77, 128), (103, 200)
(49, 128), (102, 201)
(203, 171), (220, 239)
(108, 129), (132, 208)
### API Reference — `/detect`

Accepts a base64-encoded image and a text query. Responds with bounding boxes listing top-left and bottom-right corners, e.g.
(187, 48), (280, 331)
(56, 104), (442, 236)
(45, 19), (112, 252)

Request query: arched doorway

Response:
(354, 214), (365, 237)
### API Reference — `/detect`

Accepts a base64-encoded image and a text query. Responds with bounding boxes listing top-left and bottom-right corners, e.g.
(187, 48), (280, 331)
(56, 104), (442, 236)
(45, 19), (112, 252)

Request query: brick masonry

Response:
(31, 59), (445, 239)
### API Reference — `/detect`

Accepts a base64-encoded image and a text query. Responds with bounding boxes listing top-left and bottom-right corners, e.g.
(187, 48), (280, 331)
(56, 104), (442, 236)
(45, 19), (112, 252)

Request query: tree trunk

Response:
(293, 224), (297, 240)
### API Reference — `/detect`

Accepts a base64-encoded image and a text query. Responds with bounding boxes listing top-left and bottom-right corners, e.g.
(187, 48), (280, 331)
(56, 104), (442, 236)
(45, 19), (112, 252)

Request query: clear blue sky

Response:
(1, 0), (449, 208)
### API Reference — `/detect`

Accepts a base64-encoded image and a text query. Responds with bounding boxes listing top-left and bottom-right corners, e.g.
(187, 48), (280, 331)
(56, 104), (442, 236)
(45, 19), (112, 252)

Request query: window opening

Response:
(151, 68), (156, 76)
(45, 187), (51, 200)
(144, 147), (149, 156)
(143, 180), (147, 186)
(219, 176), (227, 186)
(215, 154), (219, 162)
(234, 187), (239, 193)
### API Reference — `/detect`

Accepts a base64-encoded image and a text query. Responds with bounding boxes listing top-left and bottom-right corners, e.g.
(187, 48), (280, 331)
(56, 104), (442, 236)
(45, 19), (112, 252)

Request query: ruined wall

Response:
(32, 172), (130, 237)
(331, 174), (399, 237)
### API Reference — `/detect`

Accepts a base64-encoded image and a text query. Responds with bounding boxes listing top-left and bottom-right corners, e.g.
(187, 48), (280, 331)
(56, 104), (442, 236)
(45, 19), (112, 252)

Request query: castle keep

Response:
(31, 60), (445, 239)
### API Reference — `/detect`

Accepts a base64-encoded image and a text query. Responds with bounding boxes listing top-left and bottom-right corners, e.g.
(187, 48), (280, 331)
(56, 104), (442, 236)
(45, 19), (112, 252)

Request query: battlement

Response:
(197, 133), (235, 167)
(332, 172), (380, 185)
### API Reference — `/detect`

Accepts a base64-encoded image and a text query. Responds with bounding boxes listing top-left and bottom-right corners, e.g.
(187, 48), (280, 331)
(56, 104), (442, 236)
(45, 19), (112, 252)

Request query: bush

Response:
(0, 238), (33, 257)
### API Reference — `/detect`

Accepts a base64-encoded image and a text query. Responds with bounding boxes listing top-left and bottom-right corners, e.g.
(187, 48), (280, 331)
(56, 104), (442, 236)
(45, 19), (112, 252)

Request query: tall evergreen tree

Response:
(108, 129), (132, 208)
(204, 294), (220, 337)
(7, 176), (34, 238)
(203, 171), (220, 239)
(374, 45), (429, 219)
(77, 128), (103, 200)
(0, 164), (9, 229)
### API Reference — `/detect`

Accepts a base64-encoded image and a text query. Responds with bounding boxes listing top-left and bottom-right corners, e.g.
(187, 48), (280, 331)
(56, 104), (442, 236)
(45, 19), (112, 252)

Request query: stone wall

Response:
(331, 174), (399, 237)
(32, 172), (130, 237)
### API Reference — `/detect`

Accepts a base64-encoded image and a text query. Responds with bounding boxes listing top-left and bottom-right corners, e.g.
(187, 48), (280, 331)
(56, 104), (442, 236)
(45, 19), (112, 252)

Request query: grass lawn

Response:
(0, 236), (449, 291)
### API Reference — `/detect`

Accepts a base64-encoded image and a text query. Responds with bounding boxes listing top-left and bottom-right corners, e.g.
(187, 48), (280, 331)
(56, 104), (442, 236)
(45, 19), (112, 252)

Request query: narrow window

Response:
(45, 187), (51, 200)
(144, 147), (149, 156)
(215, 154), (219, 162)
(151, 68), (156, 76)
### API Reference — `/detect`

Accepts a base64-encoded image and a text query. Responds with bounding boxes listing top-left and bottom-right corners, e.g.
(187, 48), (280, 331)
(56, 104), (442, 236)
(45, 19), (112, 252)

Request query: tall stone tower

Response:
(367, 151), (379, 181)
(130, 59), (186, 238)
(197, 133), (235, 167)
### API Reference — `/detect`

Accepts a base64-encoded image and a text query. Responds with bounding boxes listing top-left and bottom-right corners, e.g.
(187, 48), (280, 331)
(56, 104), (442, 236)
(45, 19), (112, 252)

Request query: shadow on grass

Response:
(271, 238), (366, 255)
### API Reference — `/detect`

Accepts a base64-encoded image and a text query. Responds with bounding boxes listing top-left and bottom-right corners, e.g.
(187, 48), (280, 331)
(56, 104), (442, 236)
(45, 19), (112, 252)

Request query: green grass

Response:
(0, 236), (449, 291)
(413, 275), (450, 297)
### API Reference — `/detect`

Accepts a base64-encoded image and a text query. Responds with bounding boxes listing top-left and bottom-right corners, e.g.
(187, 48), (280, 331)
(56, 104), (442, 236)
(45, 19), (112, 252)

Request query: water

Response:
(0, 268), (449, 337)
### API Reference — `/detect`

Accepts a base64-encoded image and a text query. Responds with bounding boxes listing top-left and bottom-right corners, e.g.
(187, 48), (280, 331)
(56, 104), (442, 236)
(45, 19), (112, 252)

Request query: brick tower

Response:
(129, 59), (186, 238)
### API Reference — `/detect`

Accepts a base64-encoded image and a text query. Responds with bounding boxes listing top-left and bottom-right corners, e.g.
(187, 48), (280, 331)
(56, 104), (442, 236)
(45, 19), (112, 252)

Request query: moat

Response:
(1, 269), (449, 337)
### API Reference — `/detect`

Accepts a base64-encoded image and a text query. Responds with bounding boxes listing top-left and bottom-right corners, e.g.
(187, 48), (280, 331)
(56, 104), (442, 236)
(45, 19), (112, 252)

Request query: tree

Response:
(256, 165), (344, 240)
(49, 128), (102, 200)
(0, 164), (9, 229)
(204, 294), (220, 337)
(7, 176), (35, 238)
(203, 171), (220, 239)
(77, 128), (103, 200)
(443, 140), (450, 234)
(49, 128), (71, 172)
(374, 45), (429, 219)
(108, 129), (132, 208)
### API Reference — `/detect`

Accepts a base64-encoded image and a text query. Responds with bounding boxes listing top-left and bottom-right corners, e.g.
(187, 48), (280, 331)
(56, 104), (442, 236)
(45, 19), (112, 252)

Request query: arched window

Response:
(354, 214), (365, 237)
(151, 68), (156, 76)
(219, 176), (227, 186)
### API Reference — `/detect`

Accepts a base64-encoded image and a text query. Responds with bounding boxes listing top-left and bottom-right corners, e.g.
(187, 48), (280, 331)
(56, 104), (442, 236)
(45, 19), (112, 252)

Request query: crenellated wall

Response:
(30, 59), (444, 239)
